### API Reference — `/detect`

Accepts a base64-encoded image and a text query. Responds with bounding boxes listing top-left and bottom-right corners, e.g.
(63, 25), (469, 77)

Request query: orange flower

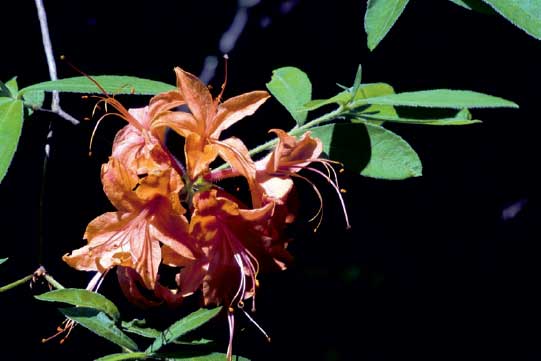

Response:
(154, 67), (269, 188)
(163, 189), (275, 306)
(63, 156), (196, 290)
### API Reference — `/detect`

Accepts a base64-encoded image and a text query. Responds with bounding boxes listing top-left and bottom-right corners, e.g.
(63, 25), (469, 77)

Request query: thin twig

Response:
(34, 0), (79, 125)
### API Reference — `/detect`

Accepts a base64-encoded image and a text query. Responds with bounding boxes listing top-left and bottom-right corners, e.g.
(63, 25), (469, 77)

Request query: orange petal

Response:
(174, 67), (213, 131)
(210, 91), (270, 138)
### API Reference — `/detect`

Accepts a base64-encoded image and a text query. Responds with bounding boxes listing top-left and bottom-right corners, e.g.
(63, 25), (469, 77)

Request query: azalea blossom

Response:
(154, 67), (270, 198)
(63, 157), (196, 290)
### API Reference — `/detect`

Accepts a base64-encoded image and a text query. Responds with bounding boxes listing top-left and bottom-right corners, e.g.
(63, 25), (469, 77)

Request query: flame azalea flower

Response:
(63, 157), (196, 290)
(154, 67), (270, 192)
(253, 129), (350, 230)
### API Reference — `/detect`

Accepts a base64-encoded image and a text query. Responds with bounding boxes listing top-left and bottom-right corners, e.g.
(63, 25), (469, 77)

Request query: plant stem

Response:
(44, 274), (65, 290)
(0, 274), (33, 293)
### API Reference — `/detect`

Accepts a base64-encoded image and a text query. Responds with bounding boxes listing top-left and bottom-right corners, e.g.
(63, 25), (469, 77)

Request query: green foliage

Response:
(0, 258), (7, 266)
(481, 0), (541, 39)
(60, 307), (138, 351)
(0, 99), (24, 183)
(364, 0), (410, 50)
(364, 0), (540, 50)
(145, 307), (222, 353)
(311, 123), (422, 179)
(35, 288), (121, 321)
(265, 65), (516, 180)
(349, 89), (518, 109)
(94, 352), (149, 361)
(266, 67), (311, 125)
(122, 319), (161, 339)
(19, 76), (176, 97)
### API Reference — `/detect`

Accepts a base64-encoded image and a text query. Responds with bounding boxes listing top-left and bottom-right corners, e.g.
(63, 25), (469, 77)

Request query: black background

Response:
(1, 1), (541, 360)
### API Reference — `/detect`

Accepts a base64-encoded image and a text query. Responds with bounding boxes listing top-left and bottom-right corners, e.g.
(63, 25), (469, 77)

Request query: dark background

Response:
(1, 1), (540, 360)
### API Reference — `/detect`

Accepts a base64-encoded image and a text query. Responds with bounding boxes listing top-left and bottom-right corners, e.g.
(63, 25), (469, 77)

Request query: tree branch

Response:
(34, 0), (79, 125)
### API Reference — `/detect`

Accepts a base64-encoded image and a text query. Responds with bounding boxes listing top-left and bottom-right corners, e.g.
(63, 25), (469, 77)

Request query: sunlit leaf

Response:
(94, 352), (149, 361)
(36, 288), (120, 321)
(356, 108), (481, 125)
(310, 122), (422, 179)
(482, 0), (541, 39)
(0, 258), (7, 265)
(351, 89), (518, 109)
(146, 307), (222, 353)
(60, 307), (138, 351)
(0, 100), (24, 184)
(5, 77), (18, 96)
(365, 0), (410, 50)
(266, 67), (311, 125)
(19, 76), (176, 96)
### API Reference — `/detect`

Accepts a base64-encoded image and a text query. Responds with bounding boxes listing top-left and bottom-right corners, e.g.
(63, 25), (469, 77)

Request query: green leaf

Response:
(0, 258), (7, 265)
(481, 0), (541, 39)
(304, 83), (396, 112)
(365, 0), (410, 50)
(0, 100), (24, 184)
(5, 77), (18, 97)
(146, 307), (222, 353)
(23, 90), (45, 113)
(266, 67), (311, 125)
(60, 307), (138, 351)
(448, 0), (495, 13)
(351, 89), (518, 109)
(0, 97), (12, 106)
(19, 76), (176, 96)
(94, 352), (149, 361)
(160, 352), (250, 361)
(310, 122), (422, 179)
(122, 319), (161, 339)
(36, 288), (120, 321)
(356, 108), (481, 125)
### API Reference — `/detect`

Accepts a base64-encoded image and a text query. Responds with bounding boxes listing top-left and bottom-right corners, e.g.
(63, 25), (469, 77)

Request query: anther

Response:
(340, 188), (347, 193)
(228, 307), (235, 313)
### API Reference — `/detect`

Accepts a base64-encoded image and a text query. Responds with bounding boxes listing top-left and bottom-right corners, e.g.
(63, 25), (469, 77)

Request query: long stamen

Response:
(240, 308), (271, 342)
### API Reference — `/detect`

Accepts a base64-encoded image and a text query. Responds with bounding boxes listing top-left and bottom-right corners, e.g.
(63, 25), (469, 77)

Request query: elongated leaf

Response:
(0, 258), (7, 265)
(146, 307), (222, 353)
(161, 352), (250, 361)
(60, 307), (138, 351)
(266, 67), (311, 125)
(351, 89), (518, 109)
(365, 0), (410, 50)
(482, 0), (541, 39)
(94, 352), (149, 361)
(36, 288), (120, 321)
(356, 108), (481, 125)
(0, 100), (24, 183)
(19, 76), (176, 96)
(310, 123), (422, 179)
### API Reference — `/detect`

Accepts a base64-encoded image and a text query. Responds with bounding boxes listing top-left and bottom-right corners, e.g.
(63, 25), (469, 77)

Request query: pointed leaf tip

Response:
(365, 0), (410, 50)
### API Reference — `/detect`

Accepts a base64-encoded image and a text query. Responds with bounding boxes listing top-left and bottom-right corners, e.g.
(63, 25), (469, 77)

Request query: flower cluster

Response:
(62, 67), (345, 357)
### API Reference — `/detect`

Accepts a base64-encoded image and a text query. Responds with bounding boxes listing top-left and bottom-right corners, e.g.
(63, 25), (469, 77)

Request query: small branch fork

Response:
(34, 0), (79, 125)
